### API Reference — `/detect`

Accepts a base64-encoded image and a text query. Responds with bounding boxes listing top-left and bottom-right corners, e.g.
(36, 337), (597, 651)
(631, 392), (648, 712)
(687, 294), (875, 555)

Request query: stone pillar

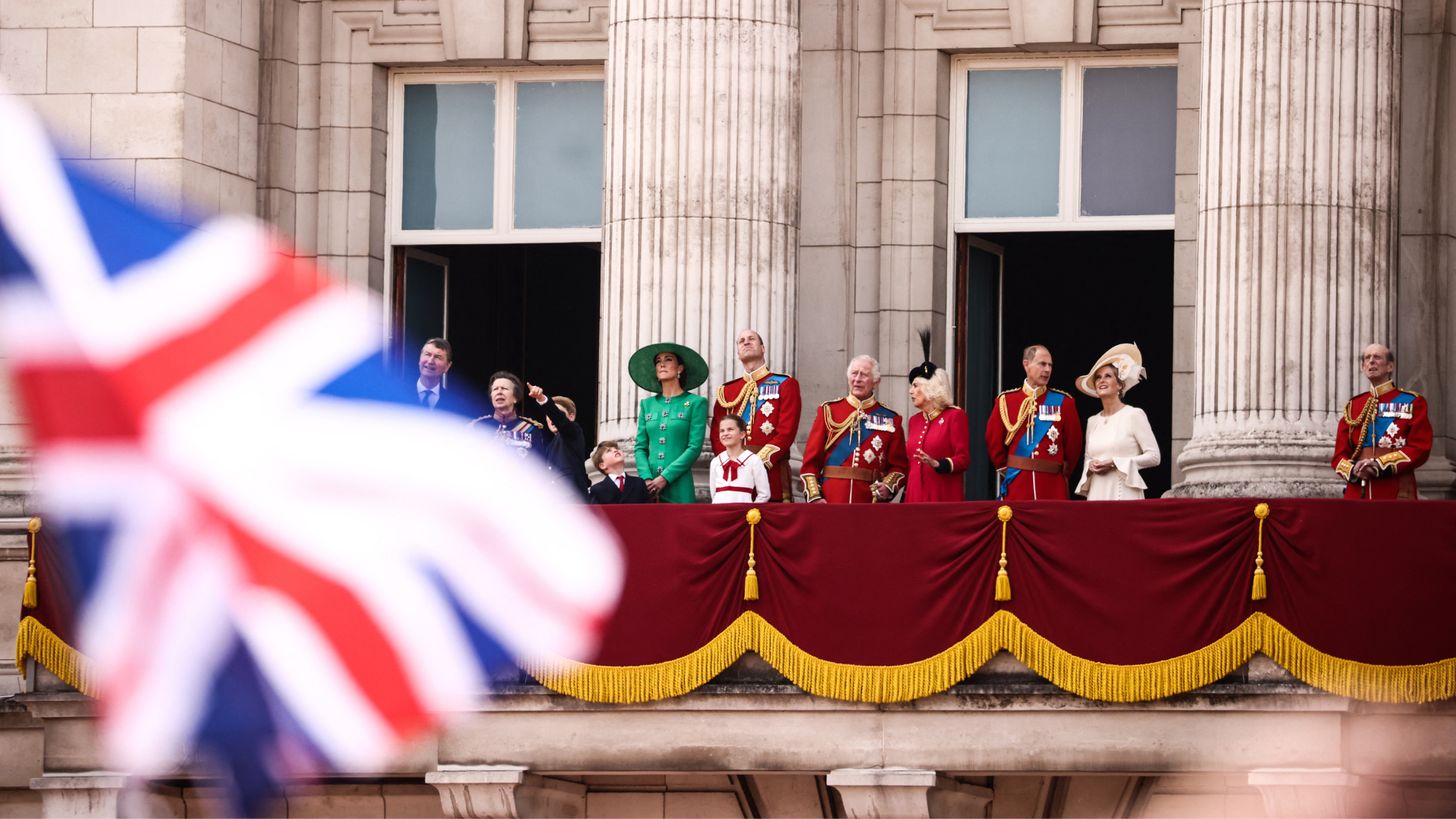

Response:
(1173, 0), (1401, 496)
(426, 765), (586, 818)
(598, 0), (800, 442)
(827, 768), (993, 818)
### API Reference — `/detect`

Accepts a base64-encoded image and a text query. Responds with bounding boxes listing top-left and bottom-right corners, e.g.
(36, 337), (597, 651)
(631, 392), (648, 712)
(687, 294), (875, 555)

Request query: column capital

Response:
(30, 773), (127, 819)
(827, 768), (993, 818)
(1247, 768), (1400, 818)
(426, 765), (586, 819)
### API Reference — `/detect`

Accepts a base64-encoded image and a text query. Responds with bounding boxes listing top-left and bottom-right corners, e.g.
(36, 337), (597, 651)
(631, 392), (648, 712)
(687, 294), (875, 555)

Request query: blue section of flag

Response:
(0, 225), (31, 282)
(429, 569), (517, 680)
(49, 520), (113, 608)
(193, 638), (309, 818)
(62, 164), (186, 279)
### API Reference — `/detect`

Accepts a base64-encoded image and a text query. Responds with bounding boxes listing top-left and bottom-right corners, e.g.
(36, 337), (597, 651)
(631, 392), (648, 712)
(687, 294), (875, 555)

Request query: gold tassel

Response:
(744, 508), (761, 601)
(22, 517), (40, 609)
(1251, 502), (1269, 601)
(995, 505), (1013, 602)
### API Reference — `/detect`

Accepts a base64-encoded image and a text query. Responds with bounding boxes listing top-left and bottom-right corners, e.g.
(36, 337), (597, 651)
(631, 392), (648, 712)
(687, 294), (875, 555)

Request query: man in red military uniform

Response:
(800, 355), (909, 504)
(1332, 343), (1432, 499)
(712, 329), (802, 502)
(985, 344), (1083, 500)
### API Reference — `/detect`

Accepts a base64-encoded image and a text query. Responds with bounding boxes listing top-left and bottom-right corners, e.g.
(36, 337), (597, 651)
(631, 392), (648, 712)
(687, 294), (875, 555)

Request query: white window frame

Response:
(950, 52), (1177, 234)
(387, 66), (606, 246)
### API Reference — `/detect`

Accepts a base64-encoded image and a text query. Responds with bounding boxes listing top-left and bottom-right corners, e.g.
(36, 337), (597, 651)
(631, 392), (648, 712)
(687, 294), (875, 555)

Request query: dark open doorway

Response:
(957, 231), (1173, 499)
(390, 243), (602, 447)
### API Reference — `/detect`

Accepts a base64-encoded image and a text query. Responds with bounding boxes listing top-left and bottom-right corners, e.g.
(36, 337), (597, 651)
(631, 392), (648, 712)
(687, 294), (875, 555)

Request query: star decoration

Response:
(863, 450), (876, 464)
(870, 437), (883, 451)
(760, 420), (775, 436)
(761, 403), (774, 417)
(1048, 443), (1059, 455)
(1048, 426), (1060, 442)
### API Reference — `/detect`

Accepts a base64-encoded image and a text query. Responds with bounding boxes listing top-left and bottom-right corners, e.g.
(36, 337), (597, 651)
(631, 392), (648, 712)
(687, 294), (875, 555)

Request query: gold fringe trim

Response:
(14, 616), (97, 697)
(1261, 617), (1456, 704)
(525, 612), (1456, 705)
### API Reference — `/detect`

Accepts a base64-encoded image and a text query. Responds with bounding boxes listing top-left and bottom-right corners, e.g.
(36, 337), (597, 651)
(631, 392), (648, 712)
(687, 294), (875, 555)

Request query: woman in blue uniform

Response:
(631, 342), (709, 503)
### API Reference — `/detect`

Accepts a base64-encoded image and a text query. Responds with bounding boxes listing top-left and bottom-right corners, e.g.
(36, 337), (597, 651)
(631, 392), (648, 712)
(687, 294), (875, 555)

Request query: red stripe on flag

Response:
(223, 514), (434, 743)
(119, 251), (321, 412)
(13, 363), (140, 442)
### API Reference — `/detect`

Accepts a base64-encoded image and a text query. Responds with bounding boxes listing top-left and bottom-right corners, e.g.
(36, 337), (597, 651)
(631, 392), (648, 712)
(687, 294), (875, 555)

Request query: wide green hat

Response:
(629, 342), (709, 393)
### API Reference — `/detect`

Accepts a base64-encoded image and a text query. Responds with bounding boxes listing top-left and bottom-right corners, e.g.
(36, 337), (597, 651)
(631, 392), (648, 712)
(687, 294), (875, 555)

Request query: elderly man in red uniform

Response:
(800, 355), (909, 503)
(985, 344), (1083, 500)
(1332, 343), (1432, 499)
(712, 329), (802, 502)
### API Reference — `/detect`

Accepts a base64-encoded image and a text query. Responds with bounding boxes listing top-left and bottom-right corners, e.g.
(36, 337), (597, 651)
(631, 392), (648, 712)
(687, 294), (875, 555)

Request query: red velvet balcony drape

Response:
(18, 499), (1456, 704)
(530, 499), (1456, 703)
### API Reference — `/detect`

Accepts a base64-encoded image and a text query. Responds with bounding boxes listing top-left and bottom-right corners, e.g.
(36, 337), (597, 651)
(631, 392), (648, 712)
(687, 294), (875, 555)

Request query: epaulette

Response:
(998, 388), (1020, 397)
(1397, 386), (1423, 399)
(1051, 388), (1073, 398)
(520, 418), (544, 430)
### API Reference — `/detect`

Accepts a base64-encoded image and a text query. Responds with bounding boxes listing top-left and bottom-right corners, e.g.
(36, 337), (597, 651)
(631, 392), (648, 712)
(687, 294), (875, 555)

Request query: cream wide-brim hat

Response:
(1076, 342), (1147, 398)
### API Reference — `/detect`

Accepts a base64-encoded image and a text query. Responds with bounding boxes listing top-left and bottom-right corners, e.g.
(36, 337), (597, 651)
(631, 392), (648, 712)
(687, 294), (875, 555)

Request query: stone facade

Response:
(2, 0), (1455, 815)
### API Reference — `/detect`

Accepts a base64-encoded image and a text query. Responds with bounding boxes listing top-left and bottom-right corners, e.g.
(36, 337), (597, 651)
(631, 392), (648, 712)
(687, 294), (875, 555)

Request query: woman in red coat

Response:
(904, 332), (970, 503)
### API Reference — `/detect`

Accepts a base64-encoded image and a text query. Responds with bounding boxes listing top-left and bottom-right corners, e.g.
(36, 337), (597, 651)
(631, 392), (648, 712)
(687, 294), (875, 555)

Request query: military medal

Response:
(760, 420), (774, 435)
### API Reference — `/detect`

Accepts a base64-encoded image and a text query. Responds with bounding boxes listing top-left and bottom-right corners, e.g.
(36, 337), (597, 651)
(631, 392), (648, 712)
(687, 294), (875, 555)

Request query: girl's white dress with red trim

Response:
(709, 451), (770, 503)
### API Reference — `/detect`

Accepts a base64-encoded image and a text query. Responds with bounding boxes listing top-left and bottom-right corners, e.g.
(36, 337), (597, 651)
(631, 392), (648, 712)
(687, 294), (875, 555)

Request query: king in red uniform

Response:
(711, 329), (802, 502)
(984, 344), (1083, 500)
(1332, 343), (1432, 499)
(801, 355), (909, 503)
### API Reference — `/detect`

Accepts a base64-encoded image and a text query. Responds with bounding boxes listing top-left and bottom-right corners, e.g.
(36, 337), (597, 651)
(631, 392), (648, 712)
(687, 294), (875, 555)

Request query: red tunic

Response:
(1331, 382), (1431, 499)
(712, 367), (802, 502)
(905, 406), (971, 503)
(984, 384), (1083, 500)
(799, 395), (909, 504)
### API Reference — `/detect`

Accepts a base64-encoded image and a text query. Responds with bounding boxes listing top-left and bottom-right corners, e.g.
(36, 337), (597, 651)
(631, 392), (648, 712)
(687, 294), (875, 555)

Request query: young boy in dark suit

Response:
(587, 440), (650, 504)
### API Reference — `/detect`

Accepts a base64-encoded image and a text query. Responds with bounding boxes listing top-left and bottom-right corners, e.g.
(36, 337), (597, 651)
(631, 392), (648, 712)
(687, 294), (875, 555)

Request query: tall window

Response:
(953, 55), (1177, 232)
(390, 70), (605, 244)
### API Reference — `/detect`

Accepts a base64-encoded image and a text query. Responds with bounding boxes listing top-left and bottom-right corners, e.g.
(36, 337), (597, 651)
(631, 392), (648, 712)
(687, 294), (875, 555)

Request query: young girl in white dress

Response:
(1074, 343), (1161, 500)
(709, 416), (770, 503)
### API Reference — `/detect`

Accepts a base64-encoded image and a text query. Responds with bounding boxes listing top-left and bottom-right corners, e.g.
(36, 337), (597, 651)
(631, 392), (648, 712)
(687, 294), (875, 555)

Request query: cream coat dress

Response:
(1075, 405), (1161, 500)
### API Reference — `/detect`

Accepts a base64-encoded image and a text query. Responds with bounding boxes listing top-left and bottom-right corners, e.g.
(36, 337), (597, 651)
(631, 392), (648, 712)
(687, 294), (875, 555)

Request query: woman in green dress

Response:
(631, 342), (710, 503)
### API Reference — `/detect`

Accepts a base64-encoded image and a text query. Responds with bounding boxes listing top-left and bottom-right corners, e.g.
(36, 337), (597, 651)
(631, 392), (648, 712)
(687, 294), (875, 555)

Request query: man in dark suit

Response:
(587, 440), (650, 504)
(411, 337), (472, 416)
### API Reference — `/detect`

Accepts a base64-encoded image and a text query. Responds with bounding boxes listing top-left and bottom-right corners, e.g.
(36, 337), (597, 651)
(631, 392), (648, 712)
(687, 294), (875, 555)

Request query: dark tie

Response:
(617, 475), (625, 492)
(420, 390), (431, 408)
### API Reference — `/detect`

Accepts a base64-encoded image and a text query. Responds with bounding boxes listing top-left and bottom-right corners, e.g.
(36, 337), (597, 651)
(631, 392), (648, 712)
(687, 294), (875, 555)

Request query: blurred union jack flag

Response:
(0, 93), (622, 811)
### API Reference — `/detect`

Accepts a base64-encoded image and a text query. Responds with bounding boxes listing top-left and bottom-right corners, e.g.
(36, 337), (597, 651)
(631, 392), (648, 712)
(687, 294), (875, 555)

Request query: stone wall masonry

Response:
(0, 0), (261, 225)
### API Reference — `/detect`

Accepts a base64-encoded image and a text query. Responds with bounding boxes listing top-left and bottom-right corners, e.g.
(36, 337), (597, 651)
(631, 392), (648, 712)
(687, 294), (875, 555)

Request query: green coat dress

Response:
(635, 392), (708, 504)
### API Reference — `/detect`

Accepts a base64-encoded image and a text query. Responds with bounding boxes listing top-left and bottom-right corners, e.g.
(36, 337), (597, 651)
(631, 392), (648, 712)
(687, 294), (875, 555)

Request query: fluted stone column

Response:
(598, 0), (800, 442)
(1173, 0), (1401, 496)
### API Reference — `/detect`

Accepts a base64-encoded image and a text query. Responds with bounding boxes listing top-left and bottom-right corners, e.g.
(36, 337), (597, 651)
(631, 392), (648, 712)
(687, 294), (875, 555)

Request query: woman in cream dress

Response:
(1075, 343), (1161, 500)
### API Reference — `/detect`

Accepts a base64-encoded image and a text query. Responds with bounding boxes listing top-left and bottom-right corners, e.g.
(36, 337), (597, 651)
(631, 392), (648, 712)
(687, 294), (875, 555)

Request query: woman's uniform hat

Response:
(629, 342), (709, 393)
(908, 328), (938, 383)
(1076, 342), (1147, 398)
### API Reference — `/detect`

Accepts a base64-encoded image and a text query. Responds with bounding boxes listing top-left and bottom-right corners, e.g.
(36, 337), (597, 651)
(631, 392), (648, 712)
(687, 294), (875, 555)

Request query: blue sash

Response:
(1364, 393), (1414, 447)
(998, 392), (1063, 499)
(739, 374), (786, 425)
(825, 406), (890, 469)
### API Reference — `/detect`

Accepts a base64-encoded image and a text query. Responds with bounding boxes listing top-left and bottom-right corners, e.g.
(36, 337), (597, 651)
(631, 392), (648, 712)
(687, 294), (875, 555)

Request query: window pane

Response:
(402, 83), (495, 230)
(965, 70), (1061, 218)
(1081, 66), (1176, 216)
(515, 80), (605, 229)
